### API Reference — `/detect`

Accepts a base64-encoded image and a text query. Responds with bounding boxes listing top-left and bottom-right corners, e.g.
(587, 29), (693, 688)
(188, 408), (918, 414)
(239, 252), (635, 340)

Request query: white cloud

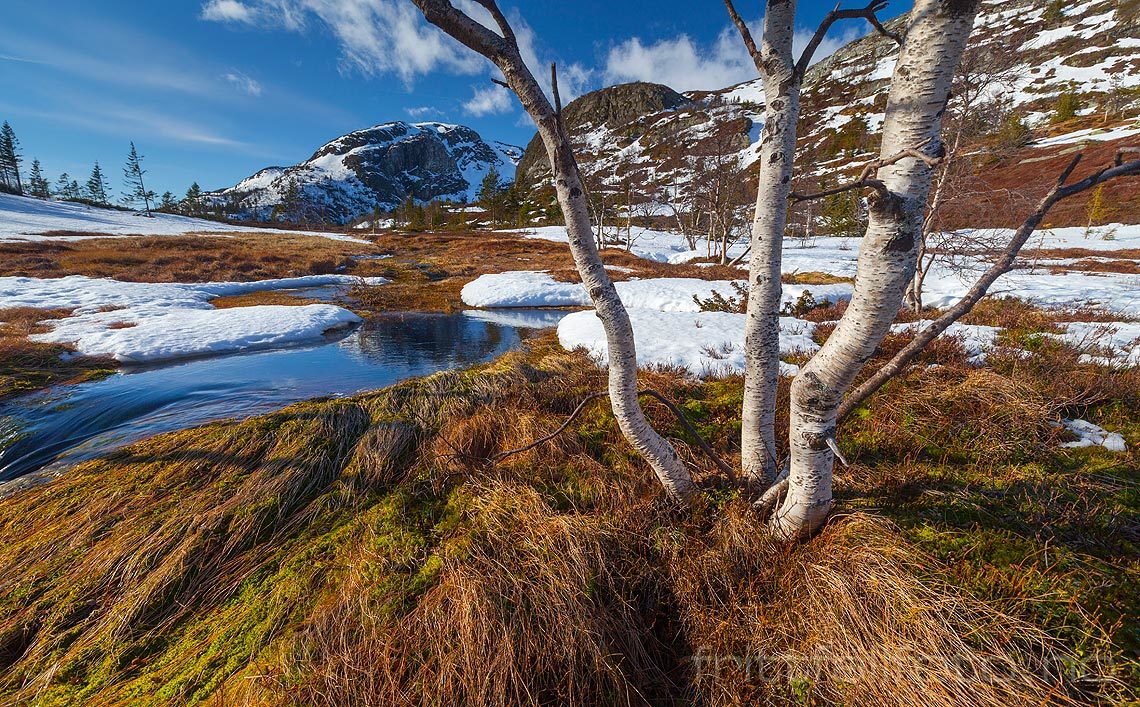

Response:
(201, 0), (257, 23)
(463, 84), (513, 117)
(223, 70), (263, 96)
(603, 21), (864, 92)
(200, 0), (484, 84)
(604, 29), (755, 92)
(405, 105), (436, 118)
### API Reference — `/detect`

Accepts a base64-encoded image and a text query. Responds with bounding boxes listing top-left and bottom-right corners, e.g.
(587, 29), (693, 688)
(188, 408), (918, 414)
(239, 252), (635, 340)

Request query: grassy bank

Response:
(0, 331), (1135, 705)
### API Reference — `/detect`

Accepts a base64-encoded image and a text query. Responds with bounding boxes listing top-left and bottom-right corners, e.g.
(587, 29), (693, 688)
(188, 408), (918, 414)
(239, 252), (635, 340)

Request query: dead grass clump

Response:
(851, 368), (1061, 463)
(668, 508), (1083, 706)
(289, 483), (672, 707)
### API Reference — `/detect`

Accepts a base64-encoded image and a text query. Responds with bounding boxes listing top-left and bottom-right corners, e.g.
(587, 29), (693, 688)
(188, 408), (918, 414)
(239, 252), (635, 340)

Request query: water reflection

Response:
(0, 310), (563, 483)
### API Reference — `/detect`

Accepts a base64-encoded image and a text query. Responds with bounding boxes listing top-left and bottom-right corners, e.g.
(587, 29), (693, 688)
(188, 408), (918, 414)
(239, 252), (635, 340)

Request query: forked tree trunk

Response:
(737, 0), (799, 487)
(771, 0), (981, 540)
(413, 0), (696, 500)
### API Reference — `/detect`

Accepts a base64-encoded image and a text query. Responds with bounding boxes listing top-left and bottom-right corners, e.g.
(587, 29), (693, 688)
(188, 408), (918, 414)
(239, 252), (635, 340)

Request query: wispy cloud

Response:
(405, 105), (437, 119)
(223, 70), (263, 96)
(463, 84), (513, 117)
(0, 53), (50, 65)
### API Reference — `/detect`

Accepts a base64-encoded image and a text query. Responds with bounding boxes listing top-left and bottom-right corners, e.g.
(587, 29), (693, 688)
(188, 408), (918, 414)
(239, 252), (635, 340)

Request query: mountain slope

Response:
(210, 122), (522, 225)
(528, 0), (1140, 227)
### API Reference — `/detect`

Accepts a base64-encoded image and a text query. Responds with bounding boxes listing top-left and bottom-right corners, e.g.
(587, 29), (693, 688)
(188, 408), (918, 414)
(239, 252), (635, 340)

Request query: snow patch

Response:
(557, 309), (816, 378)
(1058, 419), (1127, 452)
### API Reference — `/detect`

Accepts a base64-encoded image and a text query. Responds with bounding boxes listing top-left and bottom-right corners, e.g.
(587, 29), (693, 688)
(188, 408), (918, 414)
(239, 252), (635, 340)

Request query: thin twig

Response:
(790, 140), (940, 203)
(493, 389), (738, 483)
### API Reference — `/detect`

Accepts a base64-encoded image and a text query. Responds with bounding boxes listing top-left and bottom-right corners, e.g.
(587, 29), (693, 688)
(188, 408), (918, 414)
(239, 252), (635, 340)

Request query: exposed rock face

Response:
(516, 82), (693, 180)
(209, 122), (521, 225)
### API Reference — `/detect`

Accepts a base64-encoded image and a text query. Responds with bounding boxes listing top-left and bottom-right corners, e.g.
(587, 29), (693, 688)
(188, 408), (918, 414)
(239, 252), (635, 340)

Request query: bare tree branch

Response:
(723, 0), (761, 70)
(838, 150), (1140, 420)
(413, 0), (698, 500)
(790, 140), (939, 203)
(796, 0), (901, 79)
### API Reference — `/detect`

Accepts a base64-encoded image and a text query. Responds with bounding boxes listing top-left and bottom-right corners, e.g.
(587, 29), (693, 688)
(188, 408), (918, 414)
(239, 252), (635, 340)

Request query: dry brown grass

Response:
(0, 234), (387, 283)
(0, 337), (1129, 706)
(0, 307), (114, 400)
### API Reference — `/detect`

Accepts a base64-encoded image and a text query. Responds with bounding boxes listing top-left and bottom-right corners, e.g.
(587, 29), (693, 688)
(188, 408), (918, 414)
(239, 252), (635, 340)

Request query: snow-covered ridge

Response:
(210, 121), (522, 225)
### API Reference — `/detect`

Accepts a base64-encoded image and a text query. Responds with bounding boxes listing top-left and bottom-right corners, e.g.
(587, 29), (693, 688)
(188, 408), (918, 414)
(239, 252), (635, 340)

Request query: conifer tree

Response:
(477, 165), (505, 225)
(0, 121), (23, 194)
(122, 142), (154, 216)
(85, 162), (111, 205)
(184, 182), (203, 217)
(159, 191), (177, 211)
(28, 159), (50, 198)
(55, 172), (74, 199)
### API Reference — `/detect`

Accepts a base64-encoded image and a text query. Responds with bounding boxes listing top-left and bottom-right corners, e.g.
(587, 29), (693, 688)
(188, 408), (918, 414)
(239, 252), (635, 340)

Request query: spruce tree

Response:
(122, 142), (154, 216)
(0, 122), (22, 193)
(85, 162), (111, 205)
(184, 182), (203, 217)
(55, 172), (72, 199)
(477, 165), (505, 225)
(28, 159), (50, 198)
(159, 191), (176, 211)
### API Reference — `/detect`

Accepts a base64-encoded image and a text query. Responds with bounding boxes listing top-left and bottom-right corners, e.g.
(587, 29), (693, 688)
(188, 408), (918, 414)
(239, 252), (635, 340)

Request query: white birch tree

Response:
(412, 0), (696, 500)
(723, 0), (900, 488)
(769, 0), (982, 539)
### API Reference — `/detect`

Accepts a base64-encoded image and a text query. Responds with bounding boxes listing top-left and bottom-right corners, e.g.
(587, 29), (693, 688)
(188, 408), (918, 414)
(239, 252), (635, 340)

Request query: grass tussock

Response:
(0, 335), (1135, 705)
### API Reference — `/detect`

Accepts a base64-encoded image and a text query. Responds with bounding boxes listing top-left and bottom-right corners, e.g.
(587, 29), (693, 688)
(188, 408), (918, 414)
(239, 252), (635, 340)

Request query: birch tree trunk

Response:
(772, 0), (981, 540)
(737, 0), (800, 487)
(413, 0), (696, 500)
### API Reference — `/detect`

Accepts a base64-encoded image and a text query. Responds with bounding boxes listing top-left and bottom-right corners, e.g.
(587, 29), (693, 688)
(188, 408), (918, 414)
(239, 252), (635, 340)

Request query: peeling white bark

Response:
(413, 0), (696, 500)
(771, 0), (981, 540)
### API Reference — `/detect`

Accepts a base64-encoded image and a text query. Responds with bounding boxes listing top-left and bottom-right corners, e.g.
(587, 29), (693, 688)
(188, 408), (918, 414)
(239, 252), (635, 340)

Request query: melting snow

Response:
(557, 310), (815, 378)
(1059, 419), (1127, 452)
(1, 274), (387, 364)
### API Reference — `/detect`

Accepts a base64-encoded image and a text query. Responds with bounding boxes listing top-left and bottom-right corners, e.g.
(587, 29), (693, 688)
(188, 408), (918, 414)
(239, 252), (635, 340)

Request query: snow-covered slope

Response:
(0, 193), (367, 243)
(526, 0), (1140, 224)
(210, 122), (522, 225)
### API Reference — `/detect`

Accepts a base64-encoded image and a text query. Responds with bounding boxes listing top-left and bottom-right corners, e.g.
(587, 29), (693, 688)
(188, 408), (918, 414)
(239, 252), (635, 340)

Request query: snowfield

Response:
(470, 223), (1140, 384)
(557, 310), (817, 378)
(0, 193), (370, 244)
(461, 271), (852, 312)
(1, 274), (386, 364)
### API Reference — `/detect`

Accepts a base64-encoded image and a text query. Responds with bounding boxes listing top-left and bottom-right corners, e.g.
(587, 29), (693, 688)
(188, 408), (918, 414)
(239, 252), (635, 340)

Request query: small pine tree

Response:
(184, 182), (203, 217)
(994, 113), (1032, 150)
(159, 191), (177, 211)
(28, 159), (50, 198)
(121, 142), (154, 216)
(477, 165), (505, 225)
(0, 121), (23, 194)
(85, 162), (111, 205)
(55, 172), (84, 200)
(1053, 92), (1081, 123)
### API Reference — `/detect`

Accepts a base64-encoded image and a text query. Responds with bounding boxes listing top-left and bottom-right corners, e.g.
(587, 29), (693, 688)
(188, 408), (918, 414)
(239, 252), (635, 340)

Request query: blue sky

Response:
(0, 1), (903, 198)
